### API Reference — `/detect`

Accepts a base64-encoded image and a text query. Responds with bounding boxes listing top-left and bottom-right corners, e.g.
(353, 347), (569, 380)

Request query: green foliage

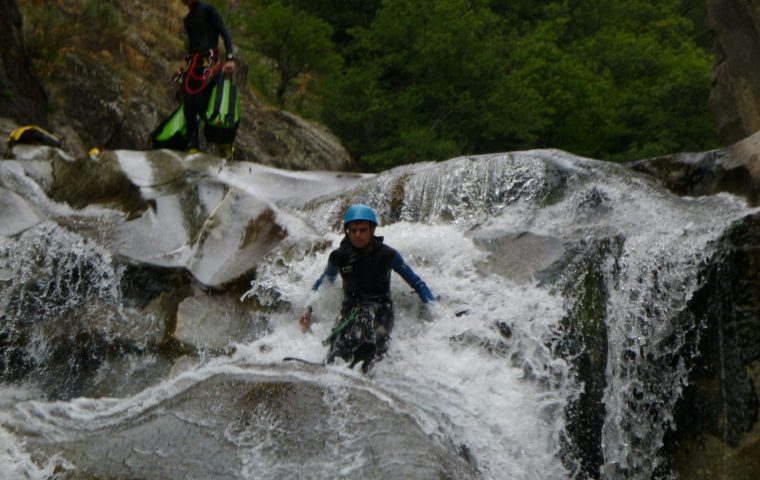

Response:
(282, 0), (381, 49)
(20, 1), (69, 78)
(525, 0), (718, 160)
(323, 0), (524, 169)
(322, 0), (717, 168)
(78, 0), (122, 36)
(242, 1), (343, 109)
(173, 0), (720, 168)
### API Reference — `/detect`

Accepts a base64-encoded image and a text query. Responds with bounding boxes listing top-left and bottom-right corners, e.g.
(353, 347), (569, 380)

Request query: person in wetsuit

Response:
(179, 0), (236, 151)
(299, 204), (435, 371)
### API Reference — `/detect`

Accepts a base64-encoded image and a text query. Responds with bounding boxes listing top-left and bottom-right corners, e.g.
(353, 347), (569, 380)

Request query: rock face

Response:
(623, 137), (760, 479)
(20, 374), (477, 480)
(666, 212), (760, 480)
(8, 0), (352, 170)
(707, 0), (760, 144)
(0, 146), (483, 479)
(0, 146), (362, 399)
(629, 130), (760, 206)
(0, 0), (47, 124)
(3, 144), (760, 478)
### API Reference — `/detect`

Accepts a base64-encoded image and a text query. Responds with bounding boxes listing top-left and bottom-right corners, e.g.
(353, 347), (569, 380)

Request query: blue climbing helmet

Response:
(343, 204), (378, 227)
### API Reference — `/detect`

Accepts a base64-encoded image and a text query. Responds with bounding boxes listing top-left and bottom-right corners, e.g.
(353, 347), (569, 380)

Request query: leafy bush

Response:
(317, 0), (718, 168)
(243, 1), (342, 109)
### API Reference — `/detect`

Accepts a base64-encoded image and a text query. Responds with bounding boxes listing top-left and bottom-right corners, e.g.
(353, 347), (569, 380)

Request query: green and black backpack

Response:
(204, 74), (240, 144)
(150, 104), (188, 150)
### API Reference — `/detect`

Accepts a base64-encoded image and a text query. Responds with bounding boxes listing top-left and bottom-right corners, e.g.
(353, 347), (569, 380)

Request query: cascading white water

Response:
(237, 151), (753, 478)
(0, 149), (755, 479)
(237, 220), (576, 478)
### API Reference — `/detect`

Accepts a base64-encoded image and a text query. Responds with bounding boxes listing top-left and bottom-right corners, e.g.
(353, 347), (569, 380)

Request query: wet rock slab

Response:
(25, 372), (477, 480)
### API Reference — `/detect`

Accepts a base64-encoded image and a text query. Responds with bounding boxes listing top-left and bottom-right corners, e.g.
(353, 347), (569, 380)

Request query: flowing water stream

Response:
(0, 149), (754, 479)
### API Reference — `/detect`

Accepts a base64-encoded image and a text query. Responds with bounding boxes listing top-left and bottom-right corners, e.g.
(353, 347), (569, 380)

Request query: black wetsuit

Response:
(182, 1), (233, 149)
(313, 236), (434, 364)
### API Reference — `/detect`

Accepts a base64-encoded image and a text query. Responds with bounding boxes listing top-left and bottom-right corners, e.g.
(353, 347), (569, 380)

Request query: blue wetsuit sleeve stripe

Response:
(391, 252), (435, 303)
(312, 261), (338, 291)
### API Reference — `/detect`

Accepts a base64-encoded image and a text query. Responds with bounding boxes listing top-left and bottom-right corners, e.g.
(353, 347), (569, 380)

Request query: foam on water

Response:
(235, 222), (577, 479)
(1, 149), (757, 479)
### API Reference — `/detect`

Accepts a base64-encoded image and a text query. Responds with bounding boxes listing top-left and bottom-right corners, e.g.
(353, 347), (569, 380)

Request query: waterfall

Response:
(0, 148), (754, 479)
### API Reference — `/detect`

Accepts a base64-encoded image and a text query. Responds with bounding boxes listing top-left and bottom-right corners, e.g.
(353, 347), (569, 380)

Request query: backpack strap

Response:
(225, 79), (238, 126)
(209, 72), (225, 121)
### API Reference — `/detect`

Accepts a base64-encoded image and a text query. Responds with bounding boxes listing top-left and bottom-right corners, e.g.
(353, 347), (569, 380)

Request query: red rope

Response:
(182, 50), (219, 95)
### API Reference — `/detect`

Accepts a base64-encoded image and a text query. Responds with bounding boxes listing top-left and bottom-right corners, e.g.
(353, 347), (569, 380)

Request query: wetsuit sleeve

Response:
(208, 4), (234, 57)
(312, 260), (338, 291)
(391, 252), (435, 303)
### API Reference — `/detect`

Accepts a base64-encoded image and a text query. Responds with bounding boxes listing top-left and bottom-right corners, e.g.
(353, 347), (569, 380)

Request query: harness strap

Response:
(207, 74), (238, 127)
(209, 72), (225, 121)
(225, 80), (237, 126)
(323, 307), (358, 346)
(181, 49), (219, 95)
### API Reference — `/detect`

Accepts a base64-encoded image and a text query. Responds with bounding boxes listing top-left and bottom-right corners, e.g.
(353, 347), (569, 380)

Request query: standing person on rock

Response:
(178, 0), (236, 157)
(298, 204), (436, 372)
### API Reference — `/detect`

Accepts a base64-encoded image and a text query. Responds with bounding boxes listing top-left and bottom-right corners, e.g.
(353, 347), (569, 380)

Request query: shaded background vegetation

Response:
(20, 0), (718, 171)
(221, 0), (717, 170)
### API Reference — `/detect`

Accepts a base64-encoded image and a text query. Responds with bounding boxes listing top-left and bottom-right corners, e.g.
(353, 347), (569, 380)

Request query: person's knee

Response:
(375, 325), (388, 341)
(375, 310), (394, 335)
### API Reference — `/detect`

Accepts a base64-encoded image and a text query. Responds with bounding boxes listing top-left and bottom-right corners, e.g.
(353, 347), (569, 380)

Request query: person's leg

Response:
(182, 67), (213, 151)
(373, 302), (394, 357)
(325, 304), (355, 364)
(182, 91), (201, 150)
(217, 143), (234, 160)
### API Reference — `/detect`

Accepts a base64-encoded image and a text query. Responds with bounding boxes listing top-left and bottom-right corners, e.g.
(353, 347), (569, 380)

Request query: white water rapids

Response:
(0, 148), (755, 479)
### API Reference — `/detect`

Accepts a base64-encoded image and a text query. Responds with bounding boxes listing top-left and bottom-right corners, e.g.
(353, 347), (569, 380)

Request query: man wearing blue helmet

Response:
(299, 204), (435, 371)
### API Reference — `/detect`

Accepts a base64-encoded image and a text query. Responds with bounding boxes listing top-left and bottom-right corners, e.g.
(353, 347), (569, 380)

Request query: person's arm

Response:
(299, 260), (338, 333)
(391, 252), (435, 303)
(312, 261), (338, 292)
(208, 4), (236, 73)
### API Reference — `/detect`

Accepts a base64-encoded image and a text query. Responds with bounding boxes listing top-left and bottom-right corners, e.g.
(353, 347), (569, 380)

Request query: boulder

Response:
(23, 373), (478, 480)
(0, 186), (41, 236)
(471, 230), (565, 284)
(0, 145), (364, 400)
(175, 290), (268, 351)
(629, 130), (760, 206)
(707, 0), (760, 145)
(542, 236), (623, 479)
(244, 108), (353, 171)
(0, 222), (168, 399)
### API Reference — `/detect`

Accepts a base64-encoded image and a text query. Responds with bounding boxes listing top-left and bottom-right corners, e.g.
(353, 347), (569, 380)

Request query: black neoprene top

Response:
(183, 1), (233, 57)
(313, 236), (435, 304)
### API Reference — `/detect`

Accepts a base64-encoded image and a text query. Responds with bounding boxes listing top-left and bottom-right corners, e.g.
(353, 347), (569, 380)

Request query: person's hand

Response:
(222, 60), (236, 74)
(298, 308), (312, 333)
(420, 301), (437, 323)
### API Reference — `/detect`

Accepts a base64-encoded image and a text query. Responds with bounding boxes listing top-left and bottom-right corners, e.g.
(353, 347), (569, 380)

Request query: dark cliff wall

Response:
(667, 212), (760, 480)
(708, 0), (760, 145)
(0, 0), (47, 124)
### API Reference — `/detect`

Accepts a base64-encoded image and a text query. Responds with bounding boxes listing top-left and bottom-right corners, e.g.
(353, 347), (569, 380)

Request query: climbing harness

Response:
(323, 306), (359, 346)
(179, 49), (220, 95)
(323, 301), (390, 372)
